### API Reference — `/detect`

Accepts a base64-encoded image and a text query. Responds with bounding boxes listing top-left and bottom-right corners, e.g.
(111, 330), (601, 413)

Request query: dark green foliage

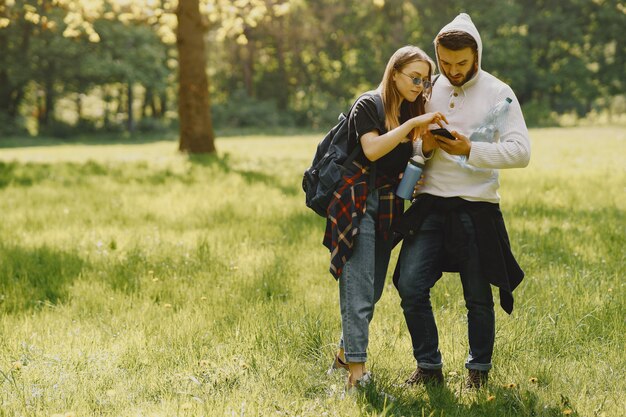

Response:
(39, 119), (84, 138)
(209, 0), (624, 128)
(136, 117), (171, 133)
(0, 1), (623, 134)
(0, 0), (172, 135)
(521, 100), (559, 127)
(0, 113), (28, 137)
(211, 90), (298, 128)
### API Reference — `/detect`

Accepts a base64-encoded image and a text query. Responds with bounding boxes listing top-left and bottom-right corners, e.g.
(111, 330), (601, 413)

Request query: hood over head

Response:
(434, 13), (483, 72)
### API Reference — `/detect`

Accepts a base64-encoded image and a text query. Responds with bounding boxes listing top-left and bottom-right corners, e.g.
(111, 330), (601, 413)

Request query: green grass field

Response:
(0, 126), (624, 416)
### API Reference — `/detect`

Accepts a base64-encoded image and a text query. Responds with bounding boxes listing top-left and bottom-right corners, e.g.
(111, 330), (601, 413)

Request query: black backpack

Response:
(302, 91), (384, 217)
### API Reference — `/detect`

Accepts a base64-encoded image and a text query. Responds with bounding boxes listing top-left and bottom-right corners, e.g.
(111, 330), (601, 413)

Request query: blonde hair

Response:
(378, 46), (434, 138)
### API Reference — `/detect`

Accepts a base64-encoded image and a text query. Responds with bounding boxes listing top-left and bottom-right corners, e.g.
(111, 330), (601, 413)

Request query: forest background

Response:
(1, 0), (625, 141)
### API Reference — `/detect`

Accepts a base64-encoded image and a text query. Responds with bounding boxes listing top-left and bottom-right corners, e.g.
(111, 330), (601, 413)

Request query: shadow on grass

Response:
(0, 243), (86, 313)
(234, 168), (300, 196)
(0, 127), (319, 149)
(0, 161), (45, 188)
(2, 148), (298, 197)
(187, 152), (232, 172)
(0, 160), (185, 189)
(360, 382), (572, 417)
(188, 153), (300, 196)
(280, 210), (327, 245)
(0, 131), (179, 149)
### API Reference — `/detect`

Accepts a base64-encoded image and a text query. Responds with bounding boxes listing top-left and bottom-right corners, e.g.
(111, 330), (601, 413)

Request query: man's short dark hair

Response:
(436, 31), (478, 53)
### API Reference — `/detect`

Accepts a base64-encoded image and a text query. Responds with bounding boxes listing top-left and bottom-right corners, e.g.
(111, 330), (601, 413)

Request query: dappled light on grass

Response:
(0, 129), (623, 416)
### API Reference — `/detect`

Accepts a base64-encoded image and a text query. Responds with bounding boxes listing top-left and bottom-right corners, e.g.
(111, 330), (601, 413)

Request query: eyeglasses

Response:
(398, 71), (432, 89)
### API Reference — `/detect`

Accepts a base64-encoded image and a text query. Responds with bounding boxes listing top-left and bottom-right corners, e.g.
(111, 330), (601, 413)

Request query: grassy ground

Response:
(0, 126), (624, 416)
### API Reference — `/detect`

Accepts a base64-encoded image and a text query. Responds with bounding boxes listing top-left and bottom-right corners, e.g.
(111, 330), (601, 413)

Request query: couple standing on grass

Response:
(323, 13), (531, 391)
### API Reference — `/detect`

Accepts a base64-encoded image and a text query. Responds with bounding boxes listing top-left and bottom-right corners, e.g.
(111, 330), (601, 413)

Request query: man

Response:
(394, 13), (531, 389)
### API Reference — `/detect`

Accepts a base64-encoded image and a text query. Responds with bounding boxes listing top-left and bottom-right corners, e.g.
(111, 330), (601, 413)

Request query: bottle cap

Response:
(409, 155), (425, 166)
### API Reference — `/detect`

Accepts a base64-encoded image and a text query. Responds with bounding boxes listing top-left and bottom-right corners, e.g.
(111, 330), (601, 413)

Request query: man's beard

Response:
(445, 63), (477, 87)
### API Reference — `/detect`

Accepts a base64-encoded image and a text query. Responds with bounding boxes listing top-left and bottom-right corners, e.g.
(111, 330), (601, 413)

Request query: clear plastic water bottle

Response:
(469, 97), (513, 143)
(456, 97), (512, 169)
(396, 155), (425, 200)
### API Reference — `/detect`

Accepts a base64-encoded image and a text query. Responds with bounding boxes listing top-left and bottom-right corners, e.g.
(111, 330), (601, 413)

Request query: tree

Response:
(1, 0), (623, 136)
(0, 1), (37, 126)
(176, 0), (215, 153)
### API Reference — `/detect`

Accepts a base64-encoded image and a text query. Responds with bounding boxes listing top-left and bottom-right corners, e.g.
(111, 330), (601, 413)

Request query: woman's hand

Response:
(362, 112), (447, 162)
(421, 130), (439, 156)
(411, 112), (448, 138)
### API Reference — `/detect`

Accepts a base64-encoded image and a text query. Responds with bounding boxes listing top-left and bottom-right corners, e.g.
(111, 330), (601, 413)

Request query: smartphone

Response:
(430, 128), (456, 140)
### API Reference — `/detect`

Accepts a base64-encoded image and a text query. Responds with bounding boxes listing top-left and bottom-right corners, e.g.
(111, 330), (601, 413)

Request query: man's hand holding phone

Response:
(430, 127), (471, 156)
(430, 128), (456, 140)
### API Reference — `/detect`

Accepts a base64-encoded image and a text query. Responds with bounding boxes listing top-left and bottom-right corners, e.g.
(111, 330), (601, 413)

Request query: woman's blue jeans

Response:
(338, 190), (394, 363)
(396, 211), (495, 371)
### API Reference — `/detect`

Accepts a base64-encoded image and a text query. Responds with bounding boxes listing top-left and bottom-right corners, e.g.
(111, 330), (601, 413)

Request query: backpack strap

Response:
(368, 92), (384, 189)
(344, 92), (380, 164)
(344, 91), (384, 187)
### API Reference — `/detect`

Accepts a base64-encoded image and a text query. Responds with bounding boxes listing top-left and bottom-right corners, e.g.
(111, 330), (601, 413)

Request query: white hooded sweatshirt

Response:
(418, 13), (531, 203)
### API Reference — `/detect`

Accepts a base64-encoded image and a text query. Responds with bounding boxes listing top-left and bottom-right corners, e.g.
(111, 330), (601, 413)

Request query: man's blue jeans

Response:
(338, 190), (394, 363)
(396, 211), (495, 371)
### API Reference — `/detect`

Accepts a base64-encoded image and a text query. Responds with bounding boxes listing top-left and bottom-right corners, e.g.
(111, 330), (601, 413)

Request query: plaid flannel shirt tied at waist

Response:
(323, 161), (404, 279)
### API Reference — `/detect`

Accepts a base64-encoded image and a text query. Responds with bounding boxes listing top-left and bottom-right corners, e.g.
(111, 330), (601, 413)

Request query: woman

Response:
(323, 45), (447, 388)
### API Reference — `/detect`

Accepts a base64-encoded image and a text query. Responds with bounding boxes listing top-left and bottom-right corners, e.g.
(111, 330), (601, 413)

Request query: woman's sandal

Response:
(344, 371), (373, 396)
(349, 371), (372, 388)
(326, 354), (349, 374)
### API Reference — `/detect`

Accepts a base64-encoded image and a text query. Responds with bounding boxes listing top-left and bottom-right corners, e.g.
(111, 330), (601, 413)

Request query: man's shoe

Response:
(404, 367), (444, 386)
(326, 354), (349, 375)
(466, 369), (489, 389)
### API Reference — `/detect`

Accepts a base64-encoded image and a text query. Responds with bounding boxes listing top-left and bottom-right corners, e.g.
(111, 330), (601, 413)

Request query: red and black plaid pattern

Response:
(323, 161), (403, 279)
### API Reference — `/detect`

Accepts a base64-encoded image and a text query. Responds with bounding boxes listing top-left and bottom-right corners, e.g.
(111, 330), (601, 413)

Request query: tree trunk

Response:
(38, 79), (55, 127)
(160, 92), (168, 118)
(0, 70), (21, 118)
(142, 86), (150, 118)
(76, 93), (83, 120)
(0, 17), (29, 118)
(116, 86), (125, 116)
(36, 90), (45, 128)
(0, 34), (14, 117)
(242, 27), (255, 97)
(274, 18), (289, 111)
(176, 0), (216, 154)
(143, 87), (159, 118)
(103, 86), (111, 128)
(127, 81), (135, 132)
(150, 95), (158, 119)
